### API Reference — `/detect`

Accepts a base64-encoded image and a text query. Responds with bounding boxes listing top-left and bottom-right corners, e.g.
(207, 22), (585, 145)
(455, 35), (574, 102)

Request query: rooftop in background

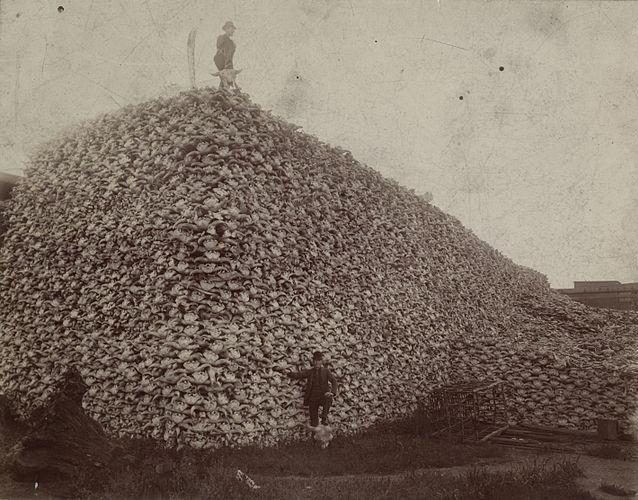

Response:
(0, 172), (22, 201)
(554, 281), (638, 311)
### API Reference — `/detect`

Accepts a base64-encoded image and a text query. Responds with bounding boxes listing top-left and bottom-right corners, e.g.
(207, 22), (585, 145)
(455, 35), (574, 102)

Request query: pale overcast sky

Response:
(1, 0), (637, 288)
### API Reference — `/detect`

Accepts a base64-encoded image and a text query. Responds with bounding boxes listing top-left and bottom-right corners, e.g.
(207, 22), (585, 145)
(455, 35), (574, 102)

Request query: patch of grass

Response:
(93, 431), (504, 480)
(78, 460), (259, 500)
(65, 431), (505, 498)
(258, 457), (596, 500)
(216, 432), (505, 477)
(24, 434), (592, 500)
(395, 458), (593, 500)
(599, 482), (637, 497)
(586, 443), (632, 461)
(440, 458), (590, 500)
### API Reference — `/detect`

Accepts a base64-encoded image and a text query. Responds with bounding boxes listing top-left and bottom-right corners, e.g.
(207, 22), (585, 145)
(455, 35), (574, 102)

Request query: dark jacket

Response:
(214, 34), (235, 70)
(289, 366), (339, 406)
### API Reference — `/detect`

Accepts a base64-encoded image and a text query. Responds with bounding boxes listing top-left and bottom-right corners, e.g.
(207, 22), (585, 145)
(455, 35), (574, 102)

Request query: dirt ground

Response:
(250, 449), (638, 500)
(3, 455), (632, 500)
(573, 454), (638, 500)
(0, 437), (636, 499)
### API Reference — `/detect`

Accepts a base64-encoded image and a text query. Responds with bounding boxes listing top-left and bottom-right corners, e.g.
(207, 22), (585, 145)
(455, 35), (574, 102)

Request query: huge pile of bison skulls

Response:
(0, 88), (636, 448)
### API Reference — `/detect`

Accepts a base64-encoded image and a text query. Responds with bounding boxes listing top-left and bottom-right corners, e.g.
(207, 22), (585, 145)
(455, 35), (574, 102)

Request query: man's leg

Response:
(308, 400), (320, 427)
(320, 395), (332, 425)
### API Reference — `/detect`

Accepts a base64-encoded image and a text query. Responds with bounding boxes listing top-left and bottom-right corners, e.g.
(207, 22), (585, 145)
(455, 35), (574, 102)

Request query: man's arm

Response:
(288, 369), (309, 380)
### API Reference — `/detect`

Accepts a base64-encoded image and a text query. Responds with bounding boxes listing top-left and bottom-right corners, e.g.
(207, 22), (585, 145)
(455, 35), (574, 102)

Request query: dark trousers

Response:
(308, 395), (332, 427)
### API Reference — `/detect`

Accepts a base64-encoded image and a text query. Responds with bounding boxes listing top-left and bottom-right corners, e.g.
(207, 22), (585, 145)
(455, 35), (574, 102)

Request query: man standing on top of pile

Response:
(214, 21), (237, 71)
(287, 351), (339, 428)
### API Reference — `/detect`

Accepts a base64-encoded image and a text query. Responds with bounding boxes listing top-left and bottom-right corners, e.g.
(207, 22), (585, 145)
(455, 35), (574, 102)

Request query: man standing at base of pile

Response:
(214, 21), (237, 71)
(287, 351), (339, 428)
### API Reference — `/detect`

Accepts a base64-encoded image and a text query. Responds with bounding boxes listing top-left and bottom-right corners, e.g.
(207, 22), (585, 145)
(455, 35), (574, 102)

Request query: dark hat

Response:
(223, 21), (236, 30)
(313, 351), (323, 361)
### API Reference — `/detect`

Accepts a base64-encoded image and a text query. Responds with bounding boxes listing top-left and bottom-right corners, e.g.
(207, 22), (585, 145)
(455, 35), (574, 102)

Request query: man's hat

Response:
(313, 351), (323, 361)
(223, 21), (236, 30)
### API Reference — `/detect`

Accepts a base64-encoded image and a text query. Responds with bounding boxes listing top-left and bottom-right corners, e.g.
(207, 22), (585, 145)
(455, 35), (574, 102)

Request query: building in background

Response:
(555, 281), (638, 311)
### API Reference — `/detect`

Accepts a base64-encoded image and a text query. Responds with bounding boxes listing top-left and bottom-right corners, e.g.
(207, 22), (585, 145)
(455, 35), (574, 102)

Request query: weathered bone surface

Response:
(0, 88), (636, 449)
